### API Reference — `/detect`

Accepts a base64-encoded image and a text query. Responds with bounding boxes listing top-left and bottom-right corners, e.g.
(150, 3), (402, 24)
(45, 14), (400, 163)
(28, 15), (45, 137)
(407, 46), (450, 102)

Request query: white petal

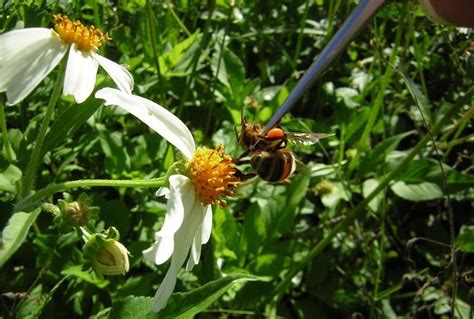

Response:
(95, 88), (196, 159)
(0, 29), (67, 105)
(142, 175), (194, 265)
(155, 187), (170, 198)
(94, 53), (134, 94)
(186, 204), (211, 271)
(151, 199), (203, 312)
(142, 235), (174, 265)
(185, 229), (202, 271)
(156, 175), (194, 238)
(63, 44), (99, 103)
(201, 205), (213, 245)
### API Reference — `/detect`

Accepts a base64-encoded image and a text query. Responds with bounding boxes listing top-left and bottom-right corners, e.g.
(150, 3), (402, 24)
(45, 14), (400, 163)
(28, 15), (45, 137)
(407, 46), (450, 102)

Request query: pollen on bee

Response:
(187, 145), (240, 207)
(53, 15), (111, 52)
(265, 128), (285, 139)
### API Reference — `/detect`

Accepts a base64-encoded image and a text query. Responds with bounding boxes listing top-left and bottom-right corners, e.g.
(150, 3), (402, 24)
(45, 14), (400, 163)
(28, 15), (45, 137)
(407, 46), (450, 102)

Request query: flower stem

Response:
(16, 177), (168, 212)
(19, 59), (67, 199)
(0, 95), (13, 161)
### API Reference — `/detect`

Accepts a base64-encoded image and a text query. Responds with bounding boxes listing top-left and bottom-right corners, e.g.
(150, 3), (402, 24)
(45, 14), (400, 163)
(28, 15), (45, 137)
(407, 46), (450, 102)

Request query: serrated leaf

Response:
(391, 181), (443, 201)
(108, 296), (155, 319)
(109, 273), (263, 318)
(160, 273), (263, 318)
(0, 209), (41, 268)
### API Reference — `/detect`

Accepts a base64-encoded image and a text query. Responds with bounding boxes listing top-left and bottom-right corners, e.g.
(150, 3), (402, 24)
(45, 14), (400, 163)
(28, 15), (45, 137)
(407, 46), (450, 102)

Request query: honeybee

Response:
(235, 113), (334, 182)
(238, 112), (332, 153)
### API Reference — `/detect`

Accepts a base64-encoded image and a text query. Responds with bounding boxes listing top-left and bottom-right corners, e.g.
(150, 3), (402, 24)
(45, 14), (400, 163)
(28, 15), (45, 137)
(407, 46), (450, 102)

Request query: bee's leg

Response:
(233, 168), (256, 181)
(237, 150), (250, 159)
(234, 125), (239, 142)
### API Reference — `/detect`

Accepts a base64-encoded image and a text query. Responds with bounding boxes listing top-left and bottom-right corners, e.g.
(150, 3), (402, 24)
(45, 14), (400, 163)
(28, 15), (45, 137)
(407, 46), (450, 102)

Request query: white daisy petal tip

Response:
(156, 187), (170, 198)
(94, 53), (134, 94)
(94, 88), (196, 159)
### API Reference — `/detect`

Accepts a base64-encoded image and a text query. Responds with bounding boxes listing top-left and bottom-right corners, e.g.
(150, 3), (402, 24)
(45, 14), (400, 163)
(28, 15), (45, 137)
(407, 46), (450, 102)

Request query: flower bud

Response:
(58, 193), (98, 227)
(92, 241), (130, 276)
(83, 227), (130, 276)
(63, 201), (90, 227)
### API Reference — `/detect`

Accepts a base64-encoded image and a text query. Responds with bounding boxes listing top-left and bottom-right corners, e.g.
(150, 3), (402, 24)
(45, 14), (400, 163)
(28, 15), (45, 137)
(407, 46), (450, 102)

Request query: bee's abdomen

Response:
(251, 151), (293, 182)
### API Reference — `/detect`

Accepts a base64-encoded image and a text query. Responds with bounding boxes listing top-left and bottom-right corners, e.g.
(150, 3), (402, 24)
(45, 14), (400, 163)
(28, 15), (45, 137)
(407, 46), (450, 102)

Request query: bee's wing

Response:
(286, 132), (335, 145)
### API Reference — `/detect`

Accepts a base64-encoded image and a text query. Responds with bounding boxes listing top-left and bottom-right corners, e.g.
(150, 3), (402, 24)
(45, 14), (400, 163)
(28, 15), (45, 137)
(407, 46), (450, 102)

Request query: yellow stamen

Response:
(187, 145), (240, 207)
(53, 15), (111, 52)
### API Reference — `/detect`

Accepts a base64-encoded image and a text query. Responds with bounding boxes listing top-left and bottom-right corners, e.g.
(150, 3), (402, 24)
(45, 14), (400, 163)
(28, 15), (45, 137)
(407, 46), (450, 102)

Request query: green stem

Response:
(178, 0), (216, 118)
(292, 0), (311, 69)
(0, 95), (13, 161)
(348, 5), (405, 174)
(165, 0), (191, 37)
(20, 59), (67, 199)
(16, 177), (168, 212)
(260, 93), (465, 308)
(146, 0), (167, 103)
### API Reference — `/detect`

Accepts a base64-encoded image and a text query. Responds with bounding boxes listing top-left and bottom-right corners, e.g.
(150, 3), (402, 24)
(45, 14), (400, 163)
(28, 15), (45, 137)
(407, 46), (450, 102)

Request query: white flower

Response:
(95, 88), (239, 312)
(0, 15), (133, 105)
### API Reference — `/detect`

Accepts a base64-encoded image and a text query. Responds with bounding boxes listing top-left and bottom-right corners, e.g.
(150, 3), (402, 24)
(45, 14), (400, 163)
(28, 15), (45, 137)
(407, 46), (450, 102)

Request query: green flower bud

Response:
(57, 193), (98, 227)
(314, 180), (334, 196)
(83, 227), (130, 276)
(64, 201), (90, 227)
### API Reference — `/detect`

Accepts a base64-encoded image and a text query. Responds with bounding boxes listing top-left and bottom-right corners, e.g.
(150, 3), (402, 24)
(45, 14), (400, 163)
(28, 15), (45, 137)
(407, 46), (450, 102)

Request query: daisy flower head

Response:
(0, 15), (134, 105)
(95, 88), (240, 312)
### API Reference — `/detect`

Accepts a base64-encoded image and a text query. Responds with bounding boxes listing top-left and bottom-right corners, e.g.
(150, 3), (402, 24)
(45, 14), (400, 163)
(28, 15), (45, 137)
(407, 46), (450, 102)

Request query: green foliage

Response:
(1, 0), (473, 318)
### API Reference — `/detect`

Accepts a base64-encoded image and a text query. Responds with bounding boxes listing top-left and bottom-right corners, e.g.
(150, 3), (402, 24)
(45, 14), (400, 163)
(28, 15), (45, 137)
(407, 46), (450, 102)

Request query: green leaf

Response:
(61, 265), (110, 289)
(362, 178), (384, 212)
(455, 225), (474, 253)
(0, 164), (22, 193)
(160, 273), (263, 318)
(392, 63), (432, 125)
(0, 209), (41, 268)
(274, 175), (309, 236)
(212, 44), (245, 95)
(359, 130), (415, 175)
(159, 31), (200, 77)
(109, 273), (263, 318)
(42, 99), (101, 156)
(97, 124), (131, 177)
(391, 181), (443, 201)
(396, 159), (474, 193)
(108, 296), (155, 319)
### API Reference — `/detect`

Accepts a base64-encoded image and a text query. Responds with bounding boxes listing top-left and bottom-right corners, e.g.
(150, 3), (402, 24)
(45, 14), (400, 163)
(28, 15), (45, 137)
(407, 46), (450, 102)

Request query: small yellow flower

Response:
(0, 15), (133, 105)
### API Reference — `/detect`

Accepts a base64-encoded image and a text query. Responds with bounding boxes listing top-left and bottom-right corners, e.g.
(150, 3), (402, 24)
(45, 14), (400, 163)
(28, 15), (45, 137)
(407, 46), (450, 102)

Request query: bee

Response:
(249, 149), (297, 182)
(235, 112), (334, 182)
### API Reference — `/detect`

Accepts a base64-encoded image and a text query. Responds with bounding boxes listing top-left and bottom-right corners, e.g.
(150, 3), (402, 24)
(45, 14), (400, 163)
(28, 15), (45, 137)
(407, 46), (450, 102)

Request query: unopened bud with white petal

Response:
(83, 227), (130, 276)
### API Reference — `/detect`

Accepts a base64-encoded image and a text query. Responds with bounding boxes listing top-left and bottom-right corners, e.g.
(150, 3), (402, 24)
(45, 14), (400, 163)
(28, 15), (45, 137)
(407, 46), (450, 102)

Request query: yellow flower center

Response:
(53, 15), (111, 52)
(187, 145), (240, 207)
